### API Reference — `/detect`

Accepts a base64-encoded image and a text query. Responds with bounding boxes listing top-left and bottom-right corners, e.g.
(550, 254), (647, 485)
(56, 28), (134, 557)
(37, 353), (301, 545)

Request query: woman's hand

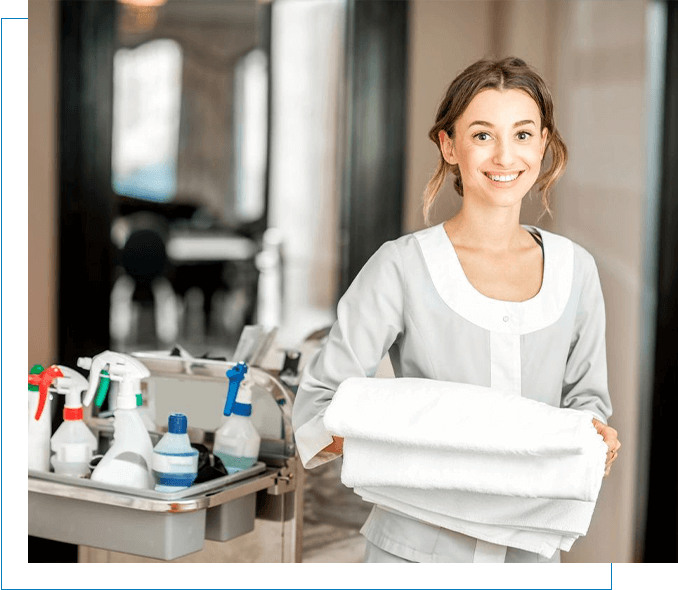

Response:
(592, 418), (621, 477)
(322, 436), (344, 455)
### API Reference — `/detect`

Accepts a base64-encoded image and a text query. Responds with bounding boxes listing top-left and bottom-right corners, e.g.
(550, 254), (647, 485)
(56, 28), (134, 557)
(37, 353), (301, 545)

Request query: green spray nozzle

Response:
(94, 369), (111, 408)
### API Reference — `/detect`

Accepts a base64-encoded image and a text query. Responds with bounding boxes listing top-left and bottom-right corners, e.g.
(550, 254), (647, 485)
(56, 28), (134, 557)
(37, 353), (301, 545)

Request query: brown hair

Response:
(423, 57), (567, 224)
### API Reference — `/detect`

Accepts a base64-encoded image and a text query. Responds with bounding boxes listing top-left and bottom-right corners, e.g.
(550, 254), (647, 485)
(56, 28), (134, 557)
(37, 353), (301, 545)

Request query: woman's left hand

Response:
(592, 418), (621, 477)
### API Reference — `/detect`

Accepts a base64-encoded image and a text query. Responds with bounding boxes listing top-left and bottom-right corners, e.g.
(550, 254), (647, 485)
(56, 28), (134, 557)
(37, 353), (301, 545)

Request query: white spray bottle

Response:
(49, 366), (98, 477)
(213, 362), (261, 475)
(78, 351), (154, 489)
(28, 364), (60, 472)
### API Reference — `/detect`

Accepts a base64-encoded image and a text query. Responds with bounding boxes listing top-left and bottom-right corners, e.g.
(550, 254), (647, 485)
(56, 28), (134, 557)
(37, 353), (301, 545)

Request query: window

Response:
(234, 48), (268, 222)
(111, 39), (182, 201)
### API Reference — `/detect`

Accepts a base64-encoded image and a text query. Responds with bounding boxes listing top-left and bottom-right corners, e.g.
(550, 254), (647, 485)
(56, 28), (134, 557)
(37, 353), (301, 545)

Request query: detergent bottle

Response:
(78, 351), (154, 489)
(28, 364), (60, 471)
(213, 362), (261, 475)
(49, 366), (98, 477)
(152, 413), (199, 492)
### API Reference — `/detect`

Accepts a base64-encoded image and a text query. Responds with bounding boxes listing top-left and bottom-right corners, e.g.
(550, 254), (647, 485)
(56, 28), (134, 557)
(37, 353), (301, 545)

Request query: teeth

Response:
(486, 172), (520, 182)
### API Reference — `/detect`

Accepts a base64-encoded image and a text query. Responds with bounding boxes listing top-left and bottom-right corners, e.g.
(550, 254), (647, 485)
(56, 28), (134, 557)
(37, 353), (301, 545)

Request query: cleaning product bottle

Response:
(78, 351), (154, 489)
(213, 362), (261, 475)
(151, 413), (199, 492)
(28, 364), (60, 471)
(49, 366), (98, 477)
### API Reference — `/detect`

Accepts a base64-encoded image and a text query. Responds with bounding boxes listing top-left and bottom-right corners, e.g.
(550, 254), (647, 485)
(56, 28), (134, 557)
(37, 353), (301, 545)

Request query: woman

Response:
(292, 57), (621, 563)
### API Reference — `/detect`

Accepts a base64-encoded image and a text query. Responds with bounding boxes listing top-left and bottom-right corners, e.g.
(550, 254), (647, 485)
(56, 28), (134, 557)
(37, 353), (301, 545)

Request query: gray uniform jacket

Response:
(292, 223), (613, 563)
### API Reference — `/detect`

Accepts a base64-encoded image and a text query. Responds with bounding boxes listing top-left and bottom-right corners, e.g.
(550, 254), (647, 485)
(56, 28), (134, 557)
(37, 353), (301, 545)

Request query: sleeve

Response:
(560, 252), (613, 424)
(292, 241), (405, 469)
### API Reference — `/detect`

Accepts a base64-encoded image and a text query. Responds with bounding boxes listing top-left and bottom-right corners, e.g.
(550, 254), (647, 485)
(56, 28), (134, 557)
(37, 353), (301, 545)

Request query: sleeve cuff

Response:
(578, 408), (608, 425)
(294, 414), (340, 469)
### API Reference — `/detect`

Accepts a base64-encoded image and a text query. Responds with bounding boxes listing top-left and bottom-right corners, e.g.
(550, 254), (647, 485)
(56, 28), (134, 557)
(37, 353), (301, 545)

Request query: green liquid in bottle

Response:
(214, 451), (256, 475)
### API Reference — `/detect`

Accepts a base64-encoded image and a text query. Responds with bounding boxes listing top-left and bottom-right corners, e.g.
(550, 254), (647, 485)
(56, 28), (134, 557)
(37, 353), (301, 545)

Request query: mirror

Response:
(109, 0), (274, 356)
(113, 0), (267, 222)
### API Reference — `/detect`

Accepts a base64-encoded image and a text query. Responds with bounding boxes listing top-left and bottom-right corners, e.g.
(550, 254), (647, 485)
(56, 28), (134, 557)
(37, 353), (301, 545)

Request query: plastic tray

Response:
(28, 462), (271, 560)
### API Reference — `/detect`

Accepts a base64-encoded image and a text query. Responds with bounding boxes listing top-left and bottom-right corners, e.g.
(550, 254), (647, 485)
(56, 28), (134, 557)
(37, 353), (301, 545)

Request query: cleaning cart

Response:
(27, 352), (302, 562)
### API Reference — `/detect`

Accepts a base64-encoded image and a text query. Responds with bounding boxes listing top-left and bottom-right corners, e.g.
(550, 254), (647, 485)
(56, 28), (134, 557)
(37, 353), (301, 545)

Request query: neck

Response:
(444, 199), (527, 253)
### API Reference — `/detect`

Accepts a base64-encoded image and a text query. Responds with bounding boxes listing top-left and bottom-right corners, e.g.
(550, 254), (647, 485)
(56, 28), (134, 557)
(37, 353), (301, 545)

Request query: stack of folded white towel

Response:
(323, 378), (608, 558)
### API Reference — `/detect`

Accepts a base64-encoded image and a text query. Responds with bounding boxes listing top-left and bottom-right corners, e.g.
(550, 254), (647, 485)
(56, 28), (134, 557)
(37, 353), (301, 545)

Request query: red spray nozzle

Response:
(28, 365), (64, 421)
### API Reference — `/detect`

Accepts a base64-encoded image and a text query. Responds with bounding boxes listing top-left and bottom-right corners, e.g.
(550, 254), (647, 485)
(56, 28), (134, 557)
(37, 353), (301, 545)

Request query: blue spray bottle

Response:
(213, 362), (261, 474)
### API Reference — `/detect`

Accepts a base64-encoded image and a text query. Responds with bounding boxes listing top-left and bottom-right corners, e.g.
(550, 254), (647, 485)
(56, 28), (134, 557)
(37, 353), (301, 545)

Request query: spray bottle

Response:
(213, 362), (261, 475)
(78, 351), (154, 489)
(49, 366), (98, 477)
(28, 364), (60, 471)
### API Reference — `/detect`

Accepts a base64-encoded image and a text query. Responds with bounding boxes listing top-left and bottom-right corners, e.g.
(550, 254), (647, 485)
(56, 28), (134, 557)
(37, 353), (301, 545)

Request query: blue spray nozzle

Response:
(224, 362), (248, 416)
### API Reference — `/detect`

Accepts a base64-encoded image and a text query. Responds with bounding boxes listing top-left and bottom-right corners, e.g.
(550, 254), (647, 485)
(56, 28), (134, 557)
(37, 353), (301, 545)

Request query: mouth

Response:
(483, 171), (524, 184)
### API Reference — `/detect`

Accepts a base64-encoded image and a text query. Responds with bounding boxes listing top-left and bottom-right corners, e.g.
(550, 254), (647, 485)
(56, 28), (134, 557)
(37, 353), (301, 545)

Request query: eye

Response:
(517, 131), (533, 140)
(473, 132), (491, 141)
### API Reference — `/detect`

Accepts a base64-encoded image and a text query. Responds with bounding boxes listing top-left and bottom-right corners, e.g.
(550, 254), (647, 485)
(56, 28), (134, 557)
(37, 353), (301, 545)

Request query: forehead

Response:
(458, 88), (541, 126)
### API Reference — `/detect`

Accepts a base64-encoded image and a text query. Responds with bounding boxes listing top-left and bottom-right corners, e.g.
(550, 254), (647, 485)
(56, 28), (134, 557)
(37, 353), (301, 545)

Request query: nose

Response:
(492, 137), (515, 168)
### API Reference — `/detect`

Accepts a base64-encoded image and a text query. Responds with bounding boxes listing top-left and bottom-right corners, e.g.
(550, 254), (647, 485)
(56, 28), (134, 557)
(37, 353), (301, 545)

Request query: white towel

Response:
(323, 377), (607, 554)
(324, 377), (602, 456)
(341, 437), (605, 501)
(356, 487), (574, 559)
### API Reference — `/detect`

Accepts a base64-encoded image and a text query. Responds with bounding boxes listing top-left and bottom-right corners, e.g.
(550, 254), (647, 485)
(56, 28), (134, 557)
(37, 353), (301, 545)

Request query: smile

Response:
(483, 171), (523, 182)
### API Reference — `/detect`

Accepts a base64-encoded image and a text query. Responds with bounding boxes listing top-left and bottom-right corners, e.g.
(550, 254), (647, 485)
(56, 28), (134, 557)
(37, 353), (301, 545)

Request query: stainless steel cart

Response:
(28, 354), (303, 562)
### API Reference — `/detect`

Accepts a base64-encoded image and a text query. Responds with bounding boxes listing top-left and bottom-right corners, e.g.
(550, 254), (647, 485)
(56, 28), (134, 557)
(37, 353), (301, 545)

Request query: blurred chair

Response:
(110, 212), (179, 348)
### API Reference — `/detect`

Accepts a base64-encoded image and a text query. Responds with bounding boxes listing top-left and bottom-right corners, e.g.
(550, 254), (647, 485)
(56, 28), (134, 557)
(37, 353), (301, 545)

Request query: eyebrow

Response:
(468, 119), (536, 129)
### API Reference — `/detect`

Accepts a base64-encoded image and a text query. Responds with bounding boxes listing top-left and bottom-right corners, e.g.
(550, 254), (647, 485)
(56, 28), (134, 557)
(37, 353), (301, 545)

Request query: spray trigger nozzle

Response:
(28, 365), (64, 421)
(94, 369), (111, 408)
(224, 362), (248, 416)
(79, 351), (150, 410)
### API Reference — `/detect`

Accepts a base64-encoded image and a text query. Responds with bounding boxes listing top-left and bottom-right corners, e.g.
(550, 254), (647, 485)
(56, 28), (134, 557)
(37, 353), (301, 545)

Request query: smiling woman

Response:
(292, 56), (621, 564)
(423, 57), (567, 224)
(439, 89), (547, 210)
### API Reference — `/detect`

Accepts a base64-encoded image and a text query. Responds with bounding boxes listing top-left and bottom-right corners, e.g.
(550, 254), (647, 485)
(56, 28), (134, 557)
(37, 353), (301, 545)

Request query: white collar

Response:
(414, 223), (573, 334)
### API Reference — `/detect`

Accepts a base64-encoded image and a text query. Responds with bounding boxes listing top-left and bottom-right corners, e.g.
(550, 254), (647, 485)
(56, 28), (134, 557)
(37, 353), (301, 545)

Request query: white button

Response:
(503, 316), (509, 322)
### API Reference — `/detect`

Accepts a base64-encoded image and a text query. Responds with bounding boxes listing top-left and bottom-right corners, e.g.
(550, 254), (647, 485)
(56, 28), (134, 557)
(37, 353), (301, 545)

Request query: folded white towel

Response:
(356, 487), (574, 559)
(324, 377), (608, 554)
(359, 486), (595, 536)
(324, 377), (601, 456)
(341, 437), (606, 501)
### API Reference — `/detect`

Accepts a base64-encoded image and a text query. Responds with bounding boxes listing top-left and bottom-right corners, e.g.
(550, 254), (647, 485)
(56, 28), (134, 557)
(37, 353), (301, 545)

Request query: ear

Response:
(540, 127), (549, 159)
(438, 130), (457, 165)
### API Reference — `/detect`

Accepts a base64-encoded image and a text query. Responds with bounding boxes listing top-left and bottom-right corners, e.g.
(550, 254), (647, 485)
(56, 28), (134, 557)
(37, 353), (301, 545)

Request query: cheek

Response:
(522, 146), (544, 170)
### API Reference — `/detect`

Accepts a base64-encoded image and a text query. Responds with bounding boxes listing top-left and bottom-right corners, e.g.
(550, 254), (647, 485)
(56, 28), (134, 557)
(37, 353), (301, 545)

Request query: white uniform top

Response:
(292, 223), (612, 563)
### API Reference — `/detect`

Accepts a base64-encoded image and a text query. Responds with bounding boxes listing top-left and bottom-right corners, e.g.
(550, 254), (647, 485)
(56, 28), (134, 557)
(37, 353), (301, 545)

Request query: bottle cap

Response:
(168, 413), (188, 434)
(29, 364), (45, 392)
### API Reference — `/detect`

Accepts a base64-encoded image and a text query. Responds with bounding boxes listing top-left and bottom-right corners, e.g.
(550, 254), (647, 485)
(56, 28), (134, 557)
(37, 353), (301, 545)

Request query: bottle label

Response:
(153, 471), (197, 487)
(152, 452), (197, 474)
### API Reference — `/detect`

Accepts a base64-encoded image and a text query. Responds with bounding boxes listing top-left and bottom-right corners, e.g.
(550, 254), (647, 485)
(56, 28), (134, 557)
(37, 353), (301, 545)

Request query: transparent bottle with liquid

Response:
(213, 362), (260, 475)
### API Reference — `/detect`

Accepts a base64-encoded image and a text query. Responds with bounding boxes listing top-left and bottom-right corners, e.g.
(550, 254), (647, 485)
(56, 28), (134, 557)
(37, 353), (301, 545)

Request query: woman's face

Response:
(439, 88), (548, 208)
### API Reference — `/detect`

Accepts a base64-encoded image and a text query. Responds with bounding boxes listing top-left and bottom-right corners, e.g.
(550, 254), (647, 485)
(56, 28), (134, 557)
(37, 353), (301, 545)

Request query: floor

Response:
(300, 456), (372, 563)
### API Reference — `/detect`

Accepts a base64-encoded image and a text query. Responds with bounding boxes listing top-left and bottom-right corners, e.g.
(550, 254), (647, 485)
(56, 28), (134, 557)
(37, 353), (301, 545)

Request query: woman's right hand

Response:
(322, 436), (344, 455)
